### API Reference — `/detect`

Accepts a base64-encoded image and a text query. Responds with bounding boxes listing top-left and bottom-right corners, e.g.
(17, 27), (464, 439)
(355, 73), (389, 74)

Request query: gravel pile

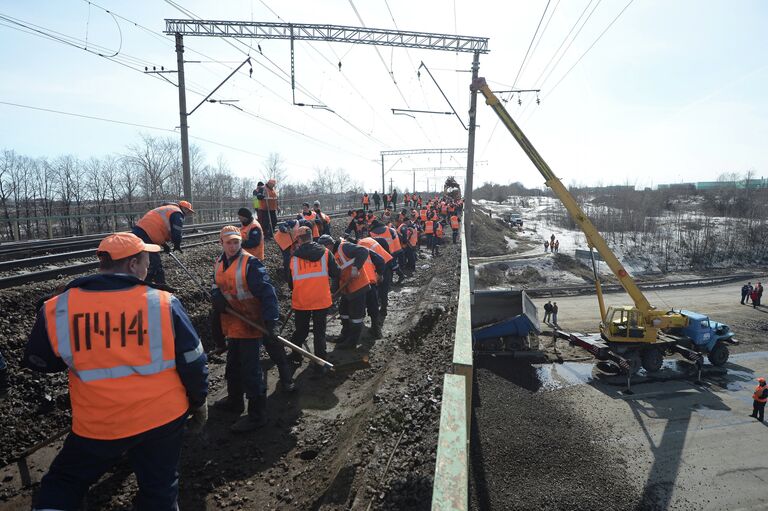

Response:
(469, 357), (642, 511)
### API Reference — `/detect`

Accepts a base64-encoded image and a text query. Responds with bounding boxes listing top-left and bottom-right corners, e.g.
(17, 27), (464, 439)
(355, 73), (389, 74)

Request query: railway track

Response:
(0, 212), (351, 289)
(525, 273), (761, 298)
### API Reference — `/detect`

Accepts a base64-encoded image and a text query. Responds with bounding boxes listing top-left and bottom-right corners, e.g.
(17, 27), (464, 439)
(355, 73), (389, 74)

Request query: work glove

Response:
(350, 266), (360, 279)
(187, 401), (208, 434)
(210, 289), (228, 314)
(264, 320), (280, 340)
(162, 243), (171, 254)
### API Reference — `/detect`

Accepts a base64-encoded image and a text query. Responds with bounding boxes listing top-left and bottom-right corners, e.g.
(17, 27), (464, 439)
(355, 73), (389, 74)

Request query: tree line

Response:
(0, 134), (364, 241)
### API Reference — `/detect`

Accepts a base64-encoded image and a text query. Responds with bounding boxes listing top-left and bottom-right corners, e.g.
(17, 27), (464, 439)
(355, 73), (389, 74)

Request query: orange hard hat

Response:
(97, 232), (161, 259)
(758, 377), (766, 384)
(178, 200), (195, 213)
(220, 225), (242, 241)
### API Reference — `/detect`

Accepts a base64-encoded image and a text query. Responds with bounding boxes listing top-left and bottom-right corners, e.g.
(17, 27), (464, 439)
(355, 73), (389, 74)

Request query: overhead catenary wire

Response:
(163, 0), (392, 150)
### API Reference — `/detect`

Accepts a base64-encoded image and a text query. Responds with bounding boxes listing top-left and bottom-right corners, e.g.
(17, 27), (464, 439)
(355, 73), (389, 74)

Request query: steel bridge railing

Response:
(432, 225), (472, 510)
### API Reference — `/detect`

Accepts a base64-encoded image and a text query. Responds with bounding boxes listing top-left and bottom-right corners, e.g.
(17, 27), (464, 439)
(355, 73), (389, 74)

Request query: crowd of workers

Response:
(13, 185), (463, 509)
(740, 281), (764, 308)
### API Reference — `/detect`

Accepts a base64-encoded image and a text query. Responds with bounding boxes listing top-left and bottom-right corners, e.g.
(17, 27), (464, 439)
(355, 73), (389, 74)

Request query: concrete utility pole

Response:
(175, 33), (192, 203)
(464, 51), (480, 246)
(381, 155), (385, 194)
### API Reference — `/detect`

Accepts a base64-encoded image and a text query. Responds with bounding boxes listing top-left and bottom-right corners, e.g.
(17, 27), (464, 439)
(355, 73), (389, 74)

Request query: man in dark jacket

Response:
(288, 228), (340, 367)
(24, 233), (208, 509)
(372, 191), (381, 211)
(741, 283), (750, 304)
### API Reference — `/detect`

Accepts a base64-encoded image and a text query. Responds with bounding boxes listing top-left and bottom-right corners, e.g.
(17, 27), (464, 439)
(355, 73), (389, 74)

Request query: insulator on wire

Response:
(338, 61), (342, 71)
(249, 67), (253, 78)
(161, 66), (164, 71)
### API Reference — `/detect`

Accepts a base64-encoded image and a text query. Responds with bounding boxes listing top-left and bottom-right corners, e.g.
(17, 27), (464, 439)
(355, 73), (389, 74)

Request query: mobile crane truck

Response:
(471, 78), (737, 379)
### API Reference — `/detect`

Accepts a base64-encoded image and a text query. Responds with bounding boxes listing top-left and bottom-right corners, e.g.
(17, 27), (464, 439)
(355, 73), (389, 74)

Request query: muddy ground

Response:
(0, 237), (461, 510)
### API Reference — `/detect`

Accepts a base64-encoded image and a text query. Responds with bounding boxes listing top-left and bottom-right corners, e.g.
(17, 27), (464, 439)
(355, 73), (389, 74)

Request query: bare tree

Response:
(263, 152), (287, 184)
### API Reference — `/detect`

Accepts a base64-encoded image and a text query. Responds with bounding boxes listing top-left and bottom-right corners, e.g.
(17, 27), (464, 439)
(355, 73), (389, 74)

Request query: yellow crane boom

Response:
(472, 78), (652, 314)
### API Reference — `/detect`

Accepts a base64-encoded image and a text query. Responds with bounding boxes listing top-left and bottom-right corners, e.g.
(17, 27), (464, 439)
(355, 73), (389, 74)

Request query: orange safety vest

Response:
(214, 252), (264, 339)
(754, 385), (768, 403)
(357, 237), (393, 264)
(301, 211), (320, 238)
(335, 242), (371, 294)
(274, 224), (299, 251)
(264, 186), (278, 211)
(362, 195), (370, 205)
(435, 223), (444, 238)
(420, 209), (428, 221)
(290, 251), (332, 310)
(441, 204), (448, 215)
(241, 219), (265, 261)
(371, 226), (402, 254)
(135, 205), (182, 245)
(44, 285), (188, 440)
(450, 215), (460, 229)
(424, 220), (435, 235)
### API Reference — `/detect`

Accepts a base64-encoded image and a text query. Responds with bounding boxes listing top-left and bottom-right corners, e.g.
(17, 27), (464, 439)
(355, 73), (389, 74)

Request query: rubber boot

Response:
(230, 395), (267, 433)
(329, 319), (349, 344)
(213, 384), (245, 414)
(338, 322), (362, 349)
(395, 269), (406, 285)
(369, 319), (383, 339)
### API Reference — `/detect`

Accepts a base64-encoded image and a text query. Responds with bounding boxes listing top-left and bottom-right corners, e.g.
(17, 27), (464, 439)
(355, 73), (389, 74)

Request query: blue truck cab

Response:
(669, 310), (736, 366)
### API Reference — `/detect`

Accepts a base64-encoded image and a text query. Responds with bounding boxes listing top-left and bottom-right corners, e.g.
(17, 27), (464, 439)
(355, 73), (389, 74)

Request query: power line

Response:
(510, 0), (552, 91)
(517, 0), (561, 85)
(542, 0), (635, 100)
(347, 0), (435, 146)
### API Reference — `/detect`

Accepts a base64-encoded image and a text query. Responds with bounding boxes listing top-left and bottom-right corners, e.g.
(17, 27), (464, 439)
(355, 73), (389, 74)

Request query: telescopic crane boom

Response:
(472, 77), (687, 344)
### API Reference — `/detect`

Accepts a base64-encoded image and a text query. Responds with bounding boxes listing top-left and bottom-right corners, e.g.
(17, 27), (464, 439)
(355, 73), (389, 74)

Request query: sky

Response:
(1, 0), (766, 192)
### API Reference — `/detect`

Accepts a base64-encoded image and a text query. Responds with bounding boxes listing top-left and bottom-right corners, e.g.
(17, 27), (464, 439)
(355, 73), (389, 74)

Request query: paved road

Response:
(543, 352), (768, 510)
(533, 279), (768, 349)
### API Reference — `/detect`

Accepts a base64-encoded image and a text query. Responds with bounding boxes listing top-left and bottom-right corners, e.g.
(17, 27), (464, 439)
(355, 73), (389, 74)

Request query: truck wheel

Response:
(641, 348), (664, 373)
(708, 343), (729, 367)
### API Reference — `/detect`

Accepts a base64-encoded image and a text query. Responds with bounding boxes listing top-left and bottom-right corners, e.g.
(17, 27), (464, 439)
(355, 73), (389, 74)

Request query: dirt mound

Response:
(470, 208), (519, 257)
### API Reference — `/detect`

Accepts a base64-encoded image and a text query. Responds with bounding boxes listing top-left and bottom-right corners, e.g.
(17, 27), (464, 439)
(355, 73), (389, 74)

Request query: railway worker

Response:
(404, 192), (410, 208)
(362, 192), (370, 211)
(554, 239), (560, 253)
(392, 190), (398, 209)
(370, 219), (406, 284)
(298, 202), (321, 239)
(259, 179), (279, 238)
(398, 219), (418, 272)
(372, 191), (381, 211)
(274, 220), (300, 282)
(132, 200), (194, 284)
(433, 221), (444, 256)
(750, 377), (768, 422)
(251, 187), (261, 213)
(417, 194), (423, 207)
(423, 216), (436, 254)
(552, 302), (559, 326)
(358, 235), (392, 336)
(23, 232), (208, 510)
(211, 226), (285, 432)
(318, 235), (381, 349)
(450, 213), (461, 244)
(238, 207), (264, 261)
(544, 240), (549, 253)
(288, 227), (340, 368)
(313, 200), (332, 236)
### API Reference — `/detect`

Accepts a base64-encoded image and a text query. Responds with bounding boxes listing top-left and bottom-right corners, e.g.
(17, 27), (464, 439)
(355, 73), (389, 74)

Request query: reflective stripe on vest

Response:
(754, 385), (768, 403)
(45, 285), (188, 439)
(135, 205), (180, 245)
(214, 252), (264, 338)
(372, 226), (402, 254)
(425, 221), (434, 234)
(241, 220), (265, 260)
(335, 242), (370, 294)
(291, 252), (332, 310)
(357, 237), (393, 264)
(450, 216), (460, 229)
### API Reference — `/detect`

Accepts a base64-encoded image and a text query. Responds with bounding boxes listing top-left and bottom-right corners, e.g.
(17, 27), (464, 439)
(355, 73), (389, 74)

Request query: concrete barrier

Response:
(432, 225), (472, 510)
